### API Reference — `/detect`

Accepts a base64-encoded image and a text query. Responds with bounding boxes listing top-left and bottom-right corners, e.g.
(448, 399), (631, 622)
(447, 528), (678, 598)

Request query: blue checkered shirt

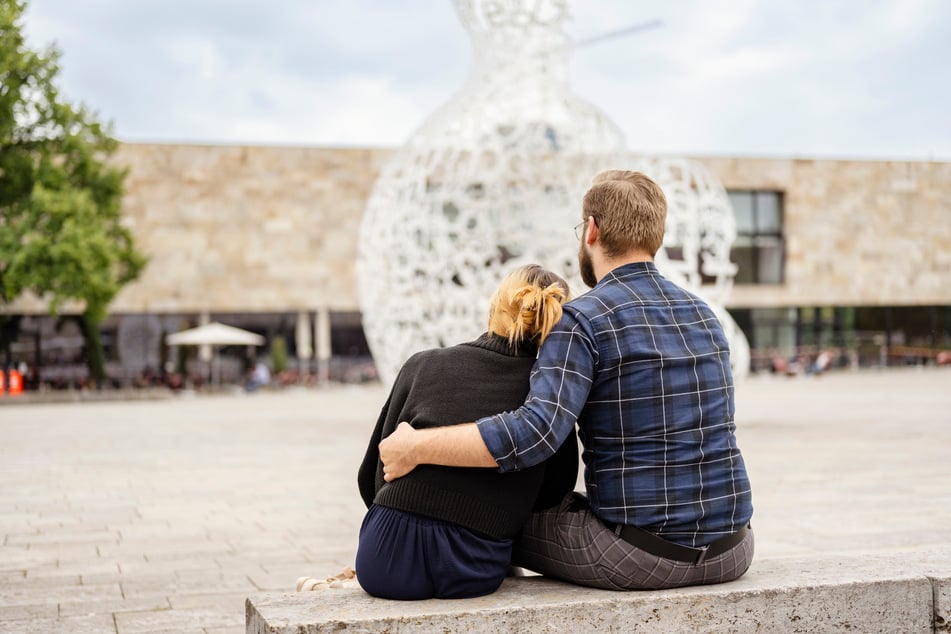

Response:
(477, 262), (753, 547)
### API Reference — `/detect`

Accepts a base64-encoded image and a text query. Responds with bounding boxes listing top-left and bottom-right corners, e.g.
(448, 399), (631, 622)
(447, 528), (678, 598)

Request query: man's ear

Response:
(586, 216), (599, 245)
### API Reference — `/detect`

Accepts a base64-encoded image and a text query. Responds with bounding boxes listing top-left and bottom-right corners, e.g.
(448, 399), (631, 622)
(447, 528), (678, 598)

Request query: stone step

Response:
(247, 550), (951, 633)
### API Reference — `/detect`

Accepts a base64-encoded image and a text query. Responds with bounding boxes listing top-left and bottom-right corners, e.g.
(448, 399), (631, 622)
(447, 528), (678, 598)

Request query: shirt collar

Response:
(601, 260), (659, 285)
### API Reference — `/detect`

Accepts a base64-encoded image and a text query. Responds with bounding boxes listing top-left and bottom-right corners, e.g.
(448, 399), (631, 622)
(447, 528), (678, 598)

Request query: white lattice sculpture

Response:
(357, 0), (749, 384)
(630, 155), (751, 377)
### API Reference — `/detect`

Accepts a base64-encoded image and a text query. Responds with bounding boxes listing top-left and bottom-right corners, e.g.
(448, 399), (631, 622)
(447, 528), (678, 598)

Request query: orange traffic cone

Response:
(8, 369), (23, 396)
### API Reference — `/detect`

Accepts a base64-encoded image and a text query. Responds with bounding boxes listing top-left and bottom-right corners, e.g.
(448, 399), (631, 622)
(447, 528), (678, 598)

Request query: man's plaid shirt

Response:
(477, 262), (753, 547)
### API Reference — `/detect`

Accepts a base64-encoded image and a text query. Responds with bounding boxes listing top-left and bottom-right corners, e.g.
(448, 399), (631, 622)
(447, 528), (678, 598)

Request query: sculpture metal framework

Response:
(357, 0), (749, 384)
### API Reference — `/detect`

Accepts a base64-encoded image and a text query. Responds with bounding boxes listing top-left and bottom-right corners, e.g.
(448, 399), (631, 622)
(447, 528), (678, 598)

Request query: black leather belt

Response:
(605, 522), (750, 565)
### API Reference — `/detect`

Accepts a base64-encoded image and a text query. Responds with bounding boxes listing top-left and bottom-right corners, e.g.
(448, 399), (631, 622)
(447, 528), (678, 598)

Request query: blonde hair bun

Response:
(488, 265), (570, 347)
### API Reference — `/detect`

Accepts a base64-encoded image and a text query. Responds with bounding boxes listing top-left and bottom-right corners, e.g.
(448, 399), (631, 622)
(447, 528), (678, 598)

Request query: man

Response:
(380, 170), (753, 590)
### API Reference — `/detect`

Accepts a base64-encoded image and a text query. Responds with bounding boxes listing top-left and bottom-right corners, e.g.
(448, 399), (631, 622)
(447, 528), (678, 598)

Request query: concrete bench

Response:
(247, 550), (951, 633)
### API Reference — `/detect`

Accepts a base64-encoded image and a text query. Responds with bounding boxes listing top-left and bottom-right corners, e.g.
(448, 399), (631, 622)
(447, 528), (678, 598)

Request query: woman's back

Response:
(354, 264), (576, 600)
(358, 333), (577, 539)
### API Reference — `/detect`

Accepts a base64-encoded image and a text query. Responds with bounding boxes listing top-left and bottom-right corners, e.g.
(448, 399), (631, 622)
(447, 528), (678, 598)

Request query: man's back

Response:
(567, 262), (752, 547)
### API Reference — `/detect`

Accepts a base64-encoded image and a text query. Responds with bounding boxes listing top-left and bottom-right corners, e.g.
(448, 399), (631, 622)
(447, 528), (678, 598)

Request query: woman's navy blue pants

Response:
(355, 504), (513, 600)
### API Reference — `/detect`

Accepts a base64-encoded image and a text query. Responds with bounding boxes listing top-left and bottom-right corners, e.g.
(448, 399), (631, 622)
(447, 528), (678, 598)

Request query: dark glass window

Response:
(728, 191), (785, 284)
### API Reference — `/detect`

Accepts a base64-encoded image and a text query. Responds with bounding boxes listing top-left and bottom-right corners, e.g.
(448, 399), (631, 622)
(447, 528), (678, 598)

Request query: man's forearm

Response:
(379, 421), (497, 482)
(415, 423), (497, 468)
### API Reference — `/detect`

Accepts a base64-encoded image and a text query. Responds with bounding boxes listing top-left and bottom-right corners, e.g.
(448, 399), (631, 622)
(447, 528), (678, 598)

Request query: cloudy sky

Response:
(21, 0), (951, 159)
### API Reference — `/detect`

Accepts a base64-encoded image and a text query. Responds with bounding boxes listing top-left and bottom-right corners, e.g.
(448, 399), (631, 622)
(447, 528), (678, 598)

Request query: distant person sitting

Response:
(245, 362), (271, 392)
(810, 350), (832, 375)
(351, 264), (579, 600)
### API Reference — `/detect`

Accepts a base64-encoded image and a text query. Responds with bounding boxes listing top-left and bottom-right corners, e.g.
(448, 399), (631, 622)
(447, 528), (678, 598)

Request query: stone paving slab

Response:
(0, 613), (119, 634)
(114, 605), (244, 633)
(0, 603), (59, 621)
(1, 369), (950, 633)
(58, 595), (171, 618)
(0, 581), (122, 607)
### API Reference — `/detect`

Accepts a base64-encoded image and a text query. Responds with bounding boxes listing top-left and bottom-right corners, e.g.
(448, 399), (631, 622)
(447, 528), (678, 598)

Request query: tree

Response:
(270, 335), (288, 375)
(0, 0), (146, 385)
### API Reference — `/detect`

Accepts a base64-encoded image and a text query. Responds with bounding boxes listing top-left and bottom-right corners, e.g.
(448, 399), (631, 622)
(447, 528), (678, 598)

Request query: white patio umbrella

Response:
(166, 322), (265, 385)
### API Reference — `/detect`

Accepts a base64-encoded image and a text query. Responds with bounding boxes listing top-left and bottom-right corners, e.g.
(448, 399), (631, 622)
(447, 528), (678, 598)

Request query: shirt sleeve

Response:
(477, 307), (597, 472)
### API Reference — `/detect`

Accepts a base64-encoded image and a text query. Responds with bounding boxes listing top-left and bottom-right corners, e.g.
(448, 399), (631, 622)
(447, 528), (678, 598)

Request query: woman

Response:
(355, 264), (579, 600)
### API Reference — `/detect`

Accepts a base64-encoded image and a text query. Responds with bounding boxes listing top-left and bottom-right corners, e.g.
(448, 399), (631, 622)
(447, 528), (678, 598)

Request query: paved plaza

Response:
(1, 367), (950, 633)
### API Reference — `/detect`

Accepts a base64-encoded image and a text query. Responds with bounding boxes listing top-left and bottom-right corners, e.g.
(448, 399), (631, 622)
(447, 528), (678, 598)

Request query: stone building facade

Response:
(704, 156), (950, 308)
(4, 143), (950, 384)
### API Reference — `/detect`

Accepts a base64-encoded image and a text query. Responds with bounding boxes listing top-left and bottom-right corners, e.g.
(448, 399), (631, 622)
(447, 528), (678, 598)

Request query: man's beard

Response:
(578, 241), (597, 288)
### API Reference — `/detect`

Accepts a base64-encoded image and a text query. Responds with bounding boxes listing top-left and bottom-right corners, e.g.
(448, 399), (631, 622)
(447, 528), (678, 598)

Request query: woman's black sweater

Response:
(357, 332), (579, 540)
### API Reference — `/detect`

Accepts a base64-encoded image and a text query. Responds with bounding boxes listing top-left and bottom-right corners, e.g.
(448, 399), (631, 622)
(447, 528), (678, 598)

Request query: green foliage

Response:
(270, 335), (288, 375)
(0, 0), (146, 383)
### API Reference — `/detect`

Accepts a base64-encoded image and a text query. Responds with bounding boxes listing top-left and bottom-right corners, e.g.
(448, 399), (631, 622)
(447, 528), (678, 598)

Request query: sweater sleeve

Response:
(357, 388), (393, 508)
(357, 353), (422, 508)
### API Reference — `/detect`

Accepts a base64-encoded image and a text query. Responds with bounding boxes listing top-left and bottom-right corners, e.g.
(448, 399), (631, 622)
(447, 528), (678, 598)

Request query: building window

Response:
(728, 190), (785, 284)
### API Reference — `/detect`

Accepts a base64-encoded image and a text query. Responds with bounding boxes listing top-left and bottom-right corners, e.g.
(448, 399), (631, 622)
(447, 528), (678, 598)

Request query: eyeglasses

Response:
(574, 217), (595, 240)
(574, 220), (586, 240)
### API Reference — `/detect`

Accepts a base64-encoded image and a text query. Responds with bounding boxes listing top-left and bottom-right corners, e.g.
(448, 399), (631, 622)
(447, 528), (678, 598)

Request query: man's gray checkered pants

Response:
(513, 492), (754, 590)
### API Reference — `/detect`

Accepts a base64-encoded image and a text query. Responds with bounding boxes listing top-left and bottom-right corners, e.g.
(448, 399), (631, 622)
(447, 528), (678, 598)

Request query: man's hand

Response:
(379, 422), (419, 482)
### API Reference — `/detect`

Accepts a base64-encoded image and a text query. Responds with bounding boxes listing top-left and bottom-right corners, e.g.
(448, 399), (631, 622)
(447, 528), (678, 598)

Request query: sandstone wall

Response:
(704, 155), (951, 308)
(4, 144), (949, 315)
(112, 143), (391, 313)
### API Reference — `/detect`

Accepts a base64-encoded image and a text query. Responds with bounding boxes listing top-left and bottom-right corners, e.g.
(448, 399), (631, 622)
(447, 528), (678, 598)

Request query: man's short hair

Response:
(582, 170), (667, 257)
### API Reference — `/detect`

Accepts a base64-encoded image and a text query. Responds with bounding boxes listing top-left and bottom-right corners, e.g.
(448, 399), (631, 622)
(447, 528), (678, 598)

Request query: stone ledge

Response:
(246, 550), (951, 633)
